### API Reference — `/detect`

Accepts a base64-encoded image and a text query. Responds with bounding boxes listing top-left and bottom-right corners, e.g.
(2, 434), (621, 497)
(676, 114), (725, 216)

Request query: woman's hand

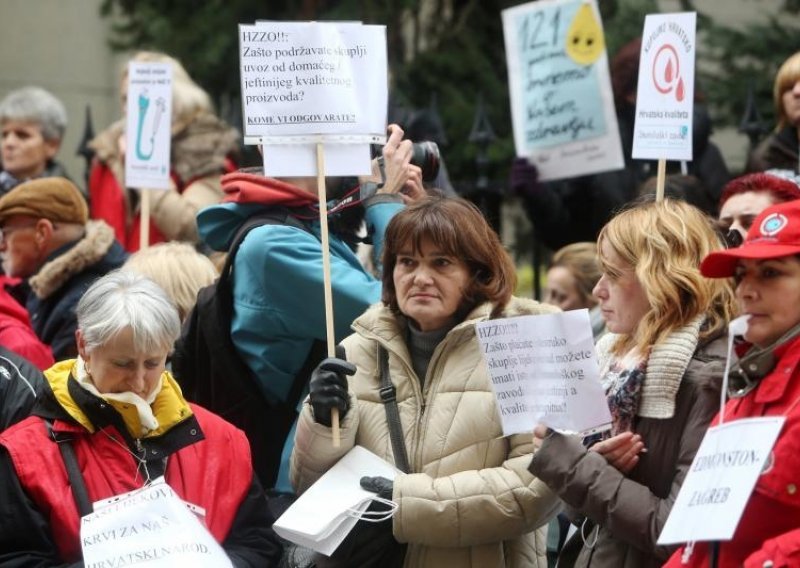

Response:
(533, 423), (552, 450)
(308, 347), (356, 427)
(590, 432), (646, 474)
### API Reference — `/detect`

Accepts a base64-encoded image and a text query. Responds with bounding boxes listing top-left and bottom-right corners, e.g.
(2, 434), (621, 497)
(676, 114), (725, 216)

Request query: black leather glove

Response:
(509, 157), (540, 197)
(360, 475), (394, 500)
(309, 345), (356, 427)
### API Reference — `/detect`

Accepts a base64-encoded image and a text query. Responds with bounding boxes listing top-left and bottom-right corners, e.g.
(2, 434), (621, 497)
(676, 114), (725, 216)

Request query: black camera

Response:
(409, 141), (441, 182)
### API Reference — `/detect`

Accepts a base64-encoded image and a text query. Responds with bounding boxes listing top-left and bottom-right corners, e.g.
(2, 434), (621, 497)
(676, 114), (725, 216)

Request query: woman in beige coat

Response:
(529, 198), (734, 567)
(291, 197), (561, 567)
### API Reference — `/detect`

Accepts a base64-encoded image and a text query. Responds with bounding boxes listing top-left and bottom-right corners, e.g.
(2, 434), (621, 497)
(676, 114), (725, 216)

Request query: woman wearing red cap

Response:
(666, 198), (800, 567)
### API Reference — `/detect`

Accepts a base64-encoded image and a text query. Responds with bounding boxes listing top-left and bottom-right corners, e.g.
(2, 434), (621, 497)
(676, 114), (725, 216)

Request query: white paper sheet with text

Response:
(476, 309), (611, 436)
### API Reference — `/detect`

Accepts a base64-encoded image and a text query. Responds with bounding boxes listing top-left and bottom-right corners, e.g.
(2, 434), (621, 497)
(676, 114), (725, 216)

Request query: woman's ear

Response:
(75, 329), (89, 360)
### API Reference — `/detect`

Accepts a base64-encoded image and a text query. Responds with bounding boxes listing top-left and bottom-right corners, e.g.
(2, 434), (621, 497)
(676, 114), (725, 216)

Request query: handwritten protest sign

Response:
(632, 12), (696, 161)
(125, 62), (172, 189)
(502, 0), (623, 182)
(239, 21), (387, 176)
(658, 416), (785, 545)
(81, 478), (232, 568)
(475, 309), (611, 436)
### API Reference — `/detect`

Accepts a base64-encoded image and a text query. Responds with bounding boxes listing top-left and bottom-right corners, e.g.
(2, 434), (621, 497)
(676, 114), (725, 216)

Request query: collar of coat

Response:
(43, 359), (195, 442)
(28, 220), (115, 300)
(595, 315), (705, 419)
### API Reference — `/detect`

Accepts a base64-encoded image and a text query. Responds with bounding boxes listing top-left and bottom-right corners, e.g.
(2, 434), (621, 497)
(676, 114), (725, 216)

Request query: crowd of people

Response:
(1, 33), (800, 568)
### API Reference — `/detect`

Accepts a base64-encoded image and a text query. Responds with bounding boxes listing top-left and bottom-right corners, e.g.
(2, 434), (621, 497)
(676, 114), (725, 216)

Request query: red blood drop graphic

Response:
(676, 77), (685, 102)
(665, 59), (673, 83)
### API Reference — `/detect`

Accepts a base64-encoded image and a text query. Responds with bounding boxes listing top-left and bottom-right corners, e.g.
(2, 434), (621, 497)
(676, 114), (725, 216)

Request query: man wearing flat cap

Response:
(0, 177), (127, 359)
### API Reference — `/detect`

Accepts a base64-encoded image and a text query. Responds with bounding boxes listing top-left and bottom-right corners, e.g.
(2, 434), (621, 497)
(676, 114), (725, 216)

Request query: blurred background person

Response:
(748, 50), (800, 173)
(544, 242), (605, 340)
(89, 51), (239, 252)
(530, 198), (733, 567)
(0, 86), (71, 196)
(292, 197), (561, 568)
(0, 274), (53, 370)
(0, 177), (126, 359)
(122, 241), (217, 324)
(666, 198), (800, 567)
(0, 270), (279, 565)
(637, 174), (717, 216)
(717, 172), (800, 245)
(0, 344), (46, 432)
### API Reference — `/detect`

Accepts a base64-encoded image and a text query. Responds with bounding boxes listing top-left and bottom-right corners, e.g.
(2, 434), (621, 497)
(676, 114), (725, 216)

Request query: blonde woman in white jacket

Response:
(291, 197), (561, 568)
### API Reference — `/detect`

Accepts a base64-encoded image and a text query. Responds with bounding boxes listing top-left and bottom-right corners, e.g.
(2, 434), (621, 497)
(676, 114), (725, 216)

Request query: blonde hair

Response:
(122, 242), (218, 322)
(774, 51), (800, 130)
(598, 198), (734, 355)
(125, 51), (213, 130)
(549, 242), (601, 308)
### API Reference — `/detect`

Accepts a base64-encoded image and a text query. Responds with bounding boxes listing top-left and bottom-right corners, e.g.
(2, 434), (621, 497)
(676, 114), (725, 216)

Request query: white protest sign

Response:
(657, 416), (785, 545)
(125, 62), (173, 189)
(80, 477), (232, 568)
(502, 0), (624, 182)
(632, 12), (696, 161)
(239, 21), (387, 176)
(475, 309), (611, 436)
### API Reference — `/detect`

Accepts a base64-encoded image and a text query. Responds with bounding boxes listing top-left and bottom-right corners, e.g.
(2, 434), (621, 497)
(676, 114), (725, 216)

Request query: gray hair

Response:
(77, 270), (181, 354)
(0, 86), (68, 141)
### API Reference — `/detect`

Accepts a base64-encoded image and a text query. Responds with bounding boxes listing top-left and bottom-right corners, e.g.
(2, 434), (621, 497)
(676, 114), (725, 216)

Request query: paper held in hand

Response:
(475, 309), (611, 436)
(80, 477), (232, 567)
(274, 445), (399, 556)
(657, 416), (785, 545)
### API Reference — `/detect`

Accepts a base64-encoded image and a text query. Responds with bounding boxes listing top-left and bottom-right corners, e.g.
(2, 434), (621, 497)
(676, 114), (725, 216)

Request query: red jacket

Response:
(0, 276), (53, 370)
(0, 363), (276, 565)
(665, 336), (800, 568)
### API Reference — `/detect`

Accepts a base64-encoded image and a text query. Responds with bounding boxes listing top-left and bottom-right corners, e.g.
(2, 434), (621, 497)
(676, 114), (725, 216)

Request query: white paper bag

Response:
(274, 445), (399, 555)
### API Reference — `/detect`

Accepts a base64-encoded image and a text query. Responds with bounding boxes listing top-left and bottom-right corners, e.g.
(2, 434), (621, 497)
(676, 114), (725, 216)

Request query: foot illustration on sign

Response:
(135, 91), (166, 161)
(565, 3), (605, 66)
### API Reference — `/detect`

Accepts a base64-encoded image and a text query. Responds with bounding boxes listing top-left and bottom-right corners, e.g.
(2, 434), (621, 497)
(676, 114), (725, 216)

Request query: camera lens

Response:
(410, 141), (441, 182)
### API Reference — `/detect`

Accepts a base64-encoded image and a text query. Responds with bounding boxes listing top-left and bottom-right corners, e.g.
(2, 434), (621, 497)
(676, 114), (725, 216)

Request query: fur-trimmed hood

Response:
(29, 221), (125, 300)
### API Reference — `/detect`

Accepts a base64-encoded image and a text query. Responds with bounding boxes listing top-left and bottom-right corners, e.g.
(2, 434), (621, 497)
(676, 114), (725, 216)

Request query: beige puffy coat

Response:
(291, 297), (561, 568)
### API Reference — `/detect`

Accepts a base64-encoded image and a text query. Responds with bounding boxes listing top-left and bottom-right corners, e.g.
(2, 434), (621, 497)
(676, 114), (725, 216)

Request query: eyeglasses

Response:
(0, 223), (36, 243)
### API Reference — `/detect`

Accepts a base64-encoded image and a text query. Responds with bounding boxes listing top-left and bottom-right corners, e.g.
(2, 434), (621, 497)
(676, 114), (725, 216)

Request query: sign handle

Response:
(139, 189), (151, 250)
(655, 159), (667, 202)
(315, 143), (340, 447)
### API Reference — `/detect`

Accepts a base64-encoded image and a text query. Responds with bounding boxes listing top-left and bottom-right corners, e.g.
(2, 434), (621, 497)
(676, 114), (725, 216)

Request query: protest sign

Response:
(124, 62), (172, 190)
(502, 0), (624, 182)
(632, 12), (696, 161)
(475, 309), (611, 436)
(239, 21), (387, 176)
(80, 477), (232, 568)
(657, 416), (785, 545)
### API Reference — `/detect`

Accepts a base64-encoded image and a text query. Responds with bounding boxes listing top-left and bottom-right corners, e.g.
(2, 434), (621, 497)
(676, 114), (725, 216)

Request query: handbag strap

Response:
(378, 345), (411, 474)
(46, 420), (93, 516)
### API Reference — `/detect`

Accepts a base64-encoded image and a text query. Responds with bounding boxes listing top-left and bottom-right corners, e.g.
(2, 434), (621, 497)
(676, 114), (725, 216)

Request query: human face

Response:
(545, 266), (591, 311)
(734, 257), (800, 348)
(77, 326), (168, 398)
(782, 79), (800, 127)
(393, 238), (470, 332)
(719, 192), (776, 238)
(0, 215), (43, 277)
(1, 120), (59, 180)
(592, 240), (651, 336)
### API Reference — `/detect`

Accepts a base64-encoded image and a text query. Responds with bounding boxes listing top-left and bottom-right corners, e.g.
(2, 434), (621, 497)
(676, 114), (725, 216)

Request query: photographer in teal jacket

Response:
(196, 124), (424, 493)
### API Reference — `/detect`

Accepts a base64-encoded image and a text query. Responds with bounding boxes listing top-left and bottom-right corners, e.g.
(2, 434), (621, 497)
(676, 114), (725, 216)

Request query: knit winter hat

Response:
(0, 177), (88, 225)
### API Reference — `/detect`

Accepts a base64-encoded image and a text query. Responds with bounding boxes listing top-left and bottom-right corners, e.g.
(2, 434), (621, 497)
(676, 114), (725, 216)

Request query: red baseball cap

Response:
(701, 199), (800, 278)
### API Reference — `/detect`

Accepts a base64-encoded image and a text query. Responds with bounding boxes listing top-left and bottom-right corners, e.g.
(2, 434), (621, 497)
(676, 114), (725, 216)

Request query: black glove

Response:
(309, 345), (356, 427)
(360, 475), (394, 500)
(509, 157), (540, 197)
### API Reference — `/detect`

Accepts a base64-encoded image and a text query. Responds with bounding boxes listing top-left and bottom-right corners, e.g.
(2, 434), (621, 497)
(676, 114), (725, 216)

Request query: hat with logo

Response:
(0, 177), (88, 225)
(701, 199), (800, 278)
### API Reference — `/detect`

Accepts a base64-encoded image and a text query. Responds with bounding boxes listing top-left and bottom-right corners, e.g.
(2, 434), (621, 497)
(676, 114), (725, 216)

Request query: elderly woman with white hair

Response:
(0, 86), (71, 195)
(0, 270), (279, 566)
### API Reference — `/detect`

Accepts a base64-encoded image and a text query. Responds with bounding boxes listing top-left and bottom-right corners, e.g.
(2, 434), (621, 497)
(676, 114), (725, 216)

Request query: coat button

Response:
(763, 561), (774, 567)
(190, 429), (197, 436)
(788, 484), (797, 495)
(749, 364), (758, 372)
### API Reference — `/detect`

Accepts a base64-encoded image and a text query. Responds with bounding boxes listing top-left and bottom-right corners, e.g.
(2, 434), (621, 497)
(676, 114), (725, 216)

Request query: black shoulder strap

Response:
(378, 346), (411, 473)
(46, 420), (93, 517)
